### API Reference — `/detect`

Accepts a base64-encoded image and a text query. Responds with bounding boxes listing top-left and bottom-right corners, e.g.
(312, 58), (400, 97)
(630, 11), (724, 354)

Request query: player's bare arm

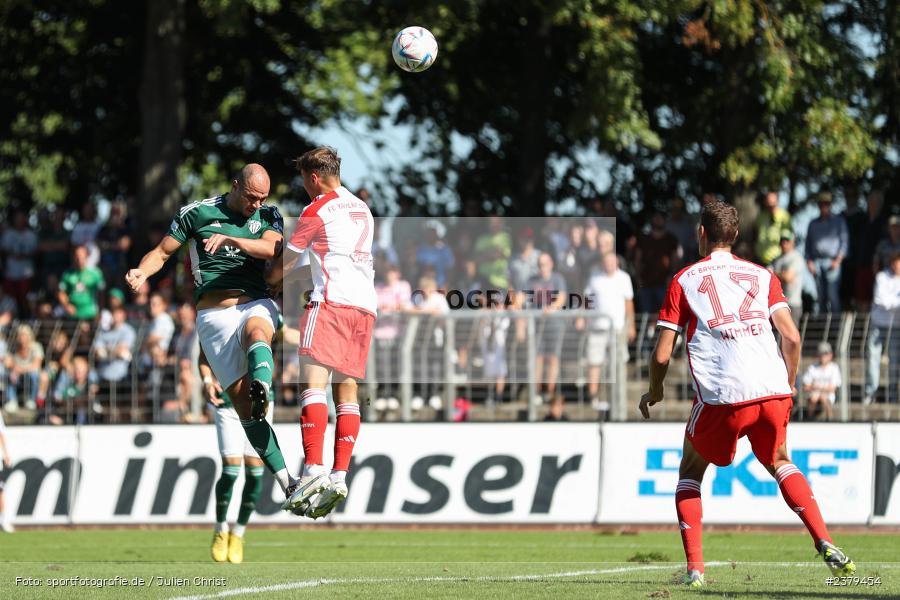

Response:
(771, 307), (801, 393)
(125, 235), (182, 293)
(203, 229), (282, 259)
(640, 326), (678, 419)
(266, 246), (312, 288)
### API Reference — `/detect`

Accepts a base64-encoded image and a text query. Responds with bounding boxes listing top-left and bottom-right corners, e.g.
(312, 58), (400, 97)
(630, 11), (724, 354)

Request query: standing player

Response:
(639, 201), (854, 587)
(201, 350), (267, 564)
(125, 164), (299, 506)
(268, 146), (376, 518)
(202, 320), (302, 562)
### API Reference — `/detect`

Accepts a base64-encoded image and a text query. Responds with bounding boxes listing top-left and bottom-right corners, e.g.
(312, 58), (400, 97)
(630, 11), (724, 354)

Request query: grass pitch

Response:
(1, 528), (897, 599)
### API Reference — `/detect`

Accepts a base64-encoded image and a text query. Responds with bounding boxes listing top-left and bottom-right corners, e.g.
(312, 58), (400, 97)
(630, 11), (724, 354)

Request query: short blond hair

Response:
(294, 146), (341, 177)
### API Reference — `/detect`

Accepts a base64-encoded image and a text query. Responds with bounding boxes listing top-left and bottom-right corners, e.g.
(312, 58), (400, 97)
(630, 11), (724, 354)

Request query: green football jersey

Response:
(59, 267), (105, 320)
(167, 195), (283, 302)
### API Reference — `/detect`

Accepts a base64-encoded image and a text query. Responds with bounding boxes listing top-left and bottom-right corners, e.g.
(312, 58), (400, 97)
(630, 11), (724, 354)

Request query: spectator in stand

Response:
(805, 192), (848, 314)
(51, 356), (99, 425)
(415, 223), (454, 288)
(540, 217), (569, 261)
(754, 191), (793, 266)
(70, 203), (102, 268)
(127, 281), (151, 322)
(374, 264), (413, 405)
(589, 196), (637, 260)
(100, 288), (127, 326)
(522, 253), (568, 403)
(0, 283), (17, 327)
(375, 264), (413, 341)
(58, 245), (105, 321)
(864, 251), (900, 405)
(37, 209), (71, 285)
(558, 220), (598, 292)
(849, 190), (888, 310)
(410, 275), (450, 410)
(634, 210), (681, 313)
(874, 215), (900, 274)
(583, 218), (601, 254)
(769, 231), (805, 322)
(556, 222), (584, 291)
(165, 303), (198, 422)
(509, 227), (541, 292)
(479, 300), (511, 403)
(96, 201), (133, 285)
(0, 209), (38, 316)
(451, 258), (487, 303)
(801, 342), (841, 421)
(141, 292), (175, 372)
(474, 216), (512, 289)
(37, 330), (71, 410)
(666, 197), (699, 266)
(580, 251), (636, 407)
(92, 307), (136, 384)
(3, 324), (43, 411)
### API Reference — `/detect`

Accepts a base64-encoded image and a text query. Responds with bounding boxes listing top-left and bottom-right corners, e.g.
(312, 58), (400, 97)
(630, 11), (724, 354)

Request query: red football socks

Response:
(675, 479), (704, 573)
(776, 464), (832, 546)
(300, 388), (328, 466)
(334, 403), (361, 471)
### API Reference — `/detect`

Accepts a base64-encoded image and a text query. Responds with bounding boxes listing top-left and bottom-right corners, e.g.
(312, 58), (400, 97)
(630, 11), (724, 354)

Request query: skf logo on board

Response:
(637, 448), (859, 496)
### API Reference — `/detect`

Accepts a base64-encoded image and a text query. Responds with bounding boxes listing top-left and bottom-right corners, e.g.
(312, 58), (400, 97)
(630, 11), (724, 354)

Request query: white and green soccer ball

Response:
(391, 26), (438, 73)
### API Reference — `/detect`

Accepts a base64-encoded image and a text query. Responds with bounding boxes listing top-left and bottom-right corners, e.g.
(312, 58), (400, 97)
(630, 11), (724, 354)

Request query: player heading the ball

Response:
(267, 146), (376, 519)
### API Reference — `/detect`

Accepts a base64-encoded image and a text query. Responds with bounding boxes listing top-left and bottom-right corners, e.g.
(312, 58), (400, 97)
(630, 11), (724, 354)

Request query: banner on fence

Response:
(3, 423), (601, 524)
(874, 423), (900, 524)
(598, 423), (873, 524)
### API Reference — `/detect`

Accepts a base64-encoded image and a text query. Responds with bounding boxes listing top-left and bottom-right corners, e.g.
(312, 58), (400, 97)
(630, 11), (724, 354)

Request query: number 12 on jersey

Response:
(698, 272), (765, 329)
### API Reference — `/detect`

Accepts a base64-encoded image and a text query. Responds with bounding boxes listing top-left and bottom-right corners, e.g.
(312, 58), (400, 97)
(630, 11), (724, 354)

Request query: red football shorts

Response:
(299, 301), (375, 379)
(685, 396), (792, 467)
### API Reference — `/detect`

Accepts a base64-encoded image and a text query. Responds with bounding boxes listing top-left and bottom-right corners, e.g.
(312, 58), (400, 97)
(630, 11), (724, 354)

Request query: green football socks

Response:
(238, 465), (265, 526)
(215, 464), (240, 524)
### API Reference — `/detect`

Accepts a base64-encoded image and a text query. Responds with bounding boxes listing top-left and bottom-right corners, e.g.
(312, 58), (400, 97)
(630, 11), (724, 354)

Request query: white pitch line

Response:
(168, 561), (900, 600)
(167, 563), (710, 600)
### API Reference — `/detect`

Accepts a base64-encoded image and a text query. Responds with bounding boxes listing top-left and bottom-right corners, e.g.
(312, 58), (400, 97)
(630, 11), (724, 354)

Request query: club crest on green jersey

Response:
(249, 220), (261, 234)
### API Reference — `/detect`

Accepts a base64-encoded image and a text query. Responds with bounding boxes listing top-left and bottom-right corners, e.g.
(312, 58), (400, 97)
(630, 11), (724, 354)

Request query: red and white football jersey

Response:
(657, 251), (792, 405)
(286, 186), (377, 315)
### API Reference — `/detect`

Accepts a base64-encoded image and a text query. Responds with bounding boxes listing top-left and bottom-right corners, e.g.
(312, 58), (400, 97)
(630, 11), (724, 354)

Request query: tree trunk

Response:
(138, 0), (186, 238)
(515, 16), (550, 217)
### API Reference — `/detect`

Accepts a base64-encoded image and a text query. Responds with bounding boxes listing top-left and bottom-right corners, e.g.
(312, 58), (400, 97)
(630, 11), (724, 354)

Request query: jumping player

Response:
(268, 146), (376, 518)
(126, 165), (299, 507)
(639, 200), (855, 587)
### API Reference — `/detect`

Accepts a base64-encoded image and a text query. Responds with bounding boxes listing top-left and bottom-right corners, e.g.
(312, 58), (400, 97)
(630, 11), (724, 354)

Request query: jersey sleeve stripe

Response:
(286, 241), (304, 254)
(657, 319), (682, 332)
(769, 301), (789, 315)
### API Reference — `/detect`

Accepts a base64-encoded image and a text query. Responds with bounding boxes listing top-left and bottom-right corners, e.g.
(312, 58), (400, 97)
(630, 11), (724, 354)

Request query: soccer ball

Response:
(391, 26), (438, 73)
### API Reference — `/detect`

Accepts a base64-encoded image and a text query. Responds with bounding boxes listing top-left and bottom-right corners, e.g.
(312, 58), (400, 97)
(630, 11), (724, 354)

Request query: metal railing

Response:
(1, 312), (898, 424)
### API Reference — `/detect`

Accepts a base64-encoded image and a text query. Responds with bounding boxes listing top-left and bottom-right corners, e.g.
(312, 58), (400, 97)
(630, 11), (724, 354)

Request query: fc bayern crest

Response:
(248, 220), (261, 234)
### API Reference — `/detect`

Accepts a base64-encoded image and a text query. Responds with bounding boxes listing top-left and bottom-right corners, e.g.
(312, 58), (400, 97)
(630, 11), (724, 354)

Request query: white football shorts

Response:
(197, 298), (279, 389)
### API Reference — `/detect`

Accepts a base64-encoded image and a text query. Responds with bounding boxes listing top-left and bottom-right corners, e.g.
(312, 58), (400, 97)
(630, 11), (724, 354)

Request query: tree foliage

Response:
(0, 1), (895, 218)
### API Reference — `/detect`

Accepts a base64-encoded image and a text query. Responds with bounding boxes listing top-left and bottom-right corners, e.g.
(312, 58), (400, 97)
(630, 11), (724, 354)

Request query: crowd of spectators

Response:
(1, 189), (899, 424)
